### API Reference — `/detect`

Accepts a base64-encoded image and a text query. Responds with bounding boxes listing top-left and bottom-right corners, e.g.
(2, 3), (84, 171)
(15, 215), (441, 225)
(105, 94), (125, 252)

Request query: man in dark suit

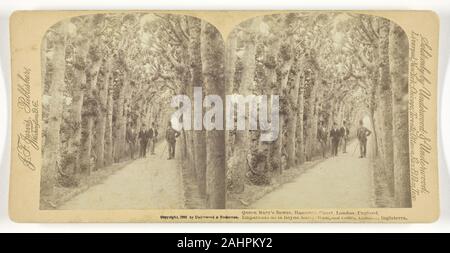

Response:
(147, 124), (154, 155)
(329, 122), (341, 156)
(357, 120), (372, 158)
(340, 120), (350, 153)
(317, 121), (328, 158)
(138, 124), (149, 158)
(165, 121), (180, 160)
(126, 124), (136, 159)
(149, 122), (158, 155)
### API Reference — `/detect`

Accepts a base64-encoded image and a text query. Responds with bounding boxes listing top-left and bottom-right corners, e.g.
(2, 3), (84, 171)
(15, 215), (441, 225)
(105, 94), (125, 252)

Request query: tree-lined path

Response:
(226, 13), (411, 208)
(42, 12), (412, 210)
(42, 14), (227, 209)
(59, 143), (184, 210)
(250, 139), (375, 209)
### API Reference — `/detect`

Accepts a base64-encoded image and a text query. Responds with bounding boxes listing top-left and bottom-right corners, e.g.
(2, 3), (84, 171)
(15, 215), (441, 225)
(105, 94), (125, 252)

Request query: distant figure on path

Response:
(357, 120), (372, 158)
(126, 124), (136, 159)
(340, 120), (350, 153)
(317, 121), (328, 158)
(149, 122), (158, 155)
(147, 124), (154, 155)
(329, 122), (341, 156)
(165, 121), (180, 160)
(138, 124), (149, 158)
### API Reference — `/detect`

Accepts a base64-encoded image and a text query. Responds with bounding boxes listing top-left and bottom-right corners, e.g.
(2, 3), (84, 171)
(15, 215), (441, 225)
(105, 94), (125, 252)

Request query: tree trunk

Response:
(275, 42), (294, 173)
(63, 37), (90, 178)
(305, 71), (318, 161)
(378, 18), (394, 195)
(230, 19), (258, 192)
(41, 23), (66, 199)
(389, 22), (411, 207)
(264, 37), (281, 174)
(285, 57), (302, 168)
(95, 59), (112, 169)
(123, 76), (133, 158)
(104, 76), (114, 166)
(201, 21), (226, 209)
(113, 74), (128, 162)
(370, 62), (380, 158)
(311, 76), (323, 156)
(225, 31), (237, 173)
(175, 73), (189, 164)
(188, 18), (207, 196)
(80, 55), (103, 175)
(295, 74), (305, 165)
(225, 33), (237, 94)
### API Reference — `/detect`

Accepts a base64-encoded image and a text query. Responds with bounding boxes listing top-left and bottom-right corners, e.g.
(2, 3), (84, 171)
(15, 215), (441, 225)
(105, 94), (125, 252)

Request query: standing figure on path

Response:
(165, 121), (180, 160)
(340, 120), (350, 153)
(138, 124), (149, 158)
(317, 121), (328, 158)
(329, 122), (341, 156)
(357, 120), (372, 158)
(126, 124), (136, 159)
(149, 122), (158, 155)
(147, 124), (154, 155)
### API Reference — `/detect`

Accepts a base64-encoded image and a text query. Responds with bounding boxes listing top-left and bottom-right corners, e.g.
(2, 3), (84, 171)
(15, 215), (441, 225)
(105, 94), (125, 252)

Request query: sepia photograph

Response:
(40, 13), (225, 209)
(39, 12), (412, 211)
(225, 13), (412, 209)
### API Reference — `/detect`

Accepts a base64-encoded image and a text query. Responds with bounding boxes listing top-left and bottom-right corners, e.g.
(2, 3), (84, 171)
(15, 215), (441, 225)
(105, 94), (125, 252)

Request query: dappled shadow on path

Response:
(59, 142), (184, 210)
(250, 140), (375, 209)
